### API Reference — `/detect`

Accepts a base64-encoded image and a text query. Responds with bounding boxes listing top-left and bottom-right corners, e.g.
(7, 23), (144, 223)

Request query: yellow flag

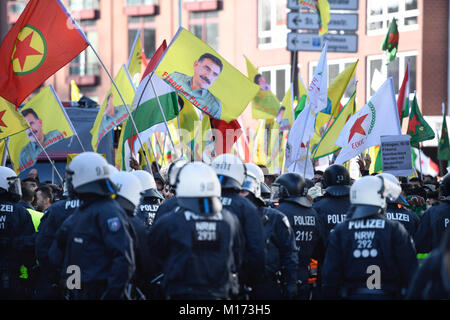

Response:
(0, 139), (7, 165)
(244, 55), (280, 119)
(329, 60), (358, 118)
(155, 28), (259, 122)
(279, 75), (308, 129)
(115, 121), (127, 170)
(70, 80), (81, 102)
(127, 30), (143, 80)
(312, 89), (357, 160)
(91, 65), (135, 152)
(254, 119), (268, 166)
(0, 96), (29, 140)
(9, 86), (75, 173)
(317, 0), (331, 36)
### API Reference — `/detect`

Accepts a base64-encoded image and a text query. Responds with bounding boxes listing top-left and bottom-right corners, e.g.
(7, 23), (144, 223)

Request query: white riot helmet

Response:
(350, 175), (402, 219)
(242, 163), (264, 204)
(0, 166), (22, 202)
(66, 152), (116, 196)
(176, 161), (222, 215)
(168, 159), (188, 189)
(131, 170), (163, 200)
(108, 164), (119, 175)
(110, 171), (143, 213)
(376, 172), (408, 206)
(211, 154), (246, 191)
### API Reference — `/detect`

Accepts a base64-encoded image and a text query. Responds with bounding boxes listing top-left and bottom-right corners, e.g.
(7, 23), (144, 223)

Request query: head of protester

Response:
(211, 153), (246, 191)
(176, 161), (222, 215)
(65, 152), (117, 199)
(240, 163), (266, 206)
(0, 166), (22, 203)
(323, 164), (351, 196)
(348, 175), (402, 220)
(110, 171), (143, 215)
(271, 172), (312, 208)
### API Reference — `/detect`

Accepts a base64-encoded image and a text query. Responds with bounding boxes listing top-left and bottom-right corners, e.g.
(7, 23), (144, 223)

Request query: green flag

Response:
(381, 18), (399, 64)
(407, 93), (435, 148)
(438, 113), (450, 161)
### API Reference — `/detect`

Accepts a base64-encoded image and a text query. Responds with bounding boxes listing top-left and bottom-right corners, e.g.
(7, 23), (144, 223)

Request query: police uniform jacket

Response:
(154, 196), (178, 224)
(135, 196), (162, 228)
(414, 201), (450, 253)
(385, 202), (419, 236)
(322, 212), (418, 299)
(313, 194), (350, 244)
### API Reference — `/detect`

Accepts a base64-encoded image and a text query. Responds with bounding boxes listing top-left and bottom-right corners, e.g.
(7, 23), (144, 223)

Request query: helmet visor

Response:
(7, 176), (22, 199)
(270, 184), (281, 202)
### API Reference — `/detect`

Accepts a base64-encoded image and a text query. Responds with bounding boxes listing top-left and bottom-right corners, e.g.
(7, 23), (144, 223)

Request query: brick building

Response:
(2, 0), (449, 169)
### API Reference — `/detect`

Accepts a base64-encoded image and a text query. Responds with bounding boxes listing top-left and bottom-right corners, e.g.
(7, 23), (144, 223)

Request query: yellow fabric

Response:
(70, 80), (81, 102)
(0, 96), (29, 140)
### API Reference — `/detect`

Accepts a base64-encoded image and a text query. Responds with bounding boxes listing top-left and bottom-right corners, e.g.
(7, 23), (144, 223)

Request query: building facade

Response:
(3, 0), (449, 168)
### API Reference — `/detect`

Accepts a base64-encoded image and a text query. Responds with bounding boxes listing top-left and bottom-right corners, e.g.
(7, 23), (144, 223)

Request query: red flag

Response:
(397, 62), (409, 122)
(210, 118), (242, 155)
(141, 40), (167, 81)
(0, 0), (89, 107)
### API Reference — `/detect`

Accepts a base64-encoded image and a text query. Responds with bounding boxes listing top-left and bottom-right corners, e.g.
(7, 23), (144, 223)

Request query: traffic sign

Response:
(287, 12), (358, 31)
(287, 0), (301, 10)
(329, 0), (359, 10)
(287, 32), (358, 52)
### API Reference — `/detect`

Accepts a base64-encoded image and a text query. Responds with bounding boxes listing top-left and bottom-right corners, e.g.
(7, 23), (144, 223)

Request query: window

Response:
(70, 20), (99, 76)
(309, 58), (358, 104)
(69, 0), (99, 11)
(367, 0), (418, 34)
(128, 16), (156, 59)
(126, 0), (157, 5)
(258, 65), (291, 102)
(257, 0), (288, 49)
(189, 11), (219, 51)
(366, 52), (417, 100)
(7, 0), (29, 15)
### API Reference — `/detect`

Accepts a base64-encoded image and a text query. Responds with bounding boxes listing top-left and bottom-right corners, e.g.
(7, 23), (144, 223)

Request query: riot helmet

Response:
(272, 172), (311, 207)
(110, 171), (143, 214)
(0, 166), (22, 202)
(377, 172), (408, 206)
(131, 170), (164, 200)
(323, 164), (351, 196)
(211, 154), (246, 191)
(242, 163), (265, 205)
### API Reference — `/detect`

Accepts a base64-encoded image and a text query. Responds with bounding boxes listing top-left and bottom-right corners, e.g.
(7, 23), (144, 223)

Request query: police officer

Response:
(321, 175), (418, 300)
(147, 162), (243, 300)
(110, 171), (153, 300)
(414, 173), (450, 254)
(313, 164), (351, 244)
(131, 170), (164, 228)
(377, 173), (420, 237)
(211, 154), (266, 294)
(51, 152), (135, 300)
(0, 166), (36, 299)
(272, 173), (326, 300)
(240, 163), (298, 300)
(153, 159), (188, 223)
(33, 182), (81, 300)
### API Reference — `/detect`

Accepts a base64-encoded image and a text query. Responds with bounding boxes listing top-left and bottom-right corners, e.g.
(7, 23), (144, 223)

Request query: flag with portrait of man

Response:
(8, 85), (75, 173)
(154, 27), (259, 122)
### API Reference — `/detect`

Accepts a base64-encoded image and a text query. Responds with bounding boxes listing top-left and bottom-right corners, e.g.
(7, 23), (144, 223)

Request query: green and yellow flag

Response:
(91, 65), (135, 152)
(0, 95), (29, 140)
(9, 85), (75, 173)
(244, 55), (280, 119)
(382, 18), (399, 64)
(154, 28), (259, 122)
(407, 93), (435, 148)
(438, 113), (450, 161)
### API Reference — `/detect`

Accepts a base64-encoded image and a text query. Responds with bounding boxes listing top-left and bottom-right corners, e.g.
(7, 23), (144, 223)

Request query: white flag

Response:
(285, 41), (328, 173)
(335, 77), (401, 164)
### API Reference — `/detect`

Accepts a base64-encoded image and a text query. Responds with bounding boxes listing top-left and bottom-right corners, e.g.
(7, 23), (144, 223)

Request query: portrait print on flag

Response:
(9, 86), (74, 173)
(154, 28), (259, 122)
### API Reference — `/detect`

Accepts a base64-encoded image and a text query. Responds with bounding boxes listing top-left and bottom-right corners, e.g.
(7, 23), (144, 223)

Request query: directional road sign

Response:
(288, 0), (359, 11)
(287, 12), (358, 31)
(287, 32), (358, 52)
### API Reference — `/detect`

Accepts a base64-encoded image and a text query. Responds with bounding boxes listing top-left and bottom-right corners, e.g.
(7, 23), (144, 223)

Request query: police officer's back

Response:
(148, 162), (243, 300)
(241, 163), (298, 300)
(53, 152), (135, 300)
(0, 167), (36, 299)
(131, 170), (164, 228)
(273, 173), (325, 299)
(211, 154), (266, 289)
(414, 173), (450, 254)
(322, 175), (418, 300)
(313, 164), (352, 244)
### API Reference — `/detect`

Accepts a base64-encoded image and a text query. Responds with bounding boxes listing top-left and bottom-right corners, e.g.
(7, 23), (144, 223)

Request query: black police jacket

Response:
(385, 203), (419, 236)
(153, 196), (178, 224)
(276, 200), (325, 283)
(414, 201), (450, 254)
(0, 198), (36, 273)
(322, 212), (418, 299)
(135, 197), (162, 228)
(313, 194), (350, 244)
(36, 198), (80, 279)
(259, 206), (298, 287)
(406, 248), (450, 300)
(147, 206), (243, 299)
(221, 190), (266, 285)
(54, 197), (135, 299)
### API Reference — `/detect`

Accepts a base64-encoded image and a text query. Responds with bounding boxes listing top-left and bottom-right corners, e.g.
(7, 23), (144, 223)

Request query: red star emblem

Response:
(13, 32), (43, 71)
(0, 110), (6, 128)
(348, 114), (368, 143)
(408, 115), (422, 134)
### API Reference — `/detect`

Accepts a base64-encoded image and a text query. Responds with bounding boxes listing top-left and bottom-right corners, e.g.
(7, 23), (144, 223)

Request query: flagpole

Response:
(418, 144), (424, 182)
(89, 45), (151, 174)
(148, 75), (179, 158)
(176, 100), (184, 159)
(28, 130), (64, 184)
(2, 138), (9, 166)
